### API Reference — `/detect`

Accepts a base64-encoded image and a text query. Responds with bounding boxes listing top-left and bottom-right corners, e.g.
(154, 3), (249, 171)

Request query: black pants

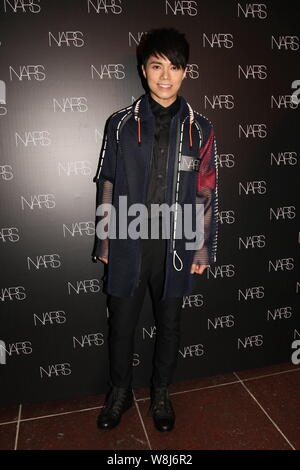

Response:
(106, 222), (183, 389)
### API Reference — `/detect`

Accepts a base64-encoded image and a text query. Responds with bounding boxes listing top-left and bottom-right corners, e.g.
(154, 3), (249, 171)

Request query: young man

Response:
(91, 28), (218, 432)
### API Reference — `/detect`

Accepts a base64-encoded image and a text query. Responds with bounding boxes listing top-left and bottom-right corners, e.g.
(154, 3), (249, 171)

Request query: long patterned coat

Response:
(91, 93), (219, 299)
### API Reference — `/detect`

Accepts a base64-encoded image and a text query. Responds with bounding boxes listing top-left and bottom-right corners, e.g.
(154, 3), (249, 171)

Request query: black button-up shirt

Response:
(146, 95), (181, 216)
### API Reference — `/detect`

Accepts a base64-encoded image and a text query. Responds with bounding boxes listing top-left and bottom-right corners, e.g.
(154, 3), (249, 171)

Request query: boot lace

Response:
(151, 387), (173, 418)
(104, 387), (130, 417)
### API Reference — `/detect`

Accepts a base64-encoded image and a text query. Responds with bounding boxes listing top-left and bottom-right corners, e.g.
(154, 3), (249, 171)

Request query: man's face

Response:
(142, 54), (186, 107)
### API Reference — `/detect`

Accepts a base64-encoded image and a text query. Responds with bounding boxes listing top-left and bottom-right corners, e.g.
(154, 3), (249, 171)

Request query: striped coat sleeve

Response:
(91, 116), (117, 260)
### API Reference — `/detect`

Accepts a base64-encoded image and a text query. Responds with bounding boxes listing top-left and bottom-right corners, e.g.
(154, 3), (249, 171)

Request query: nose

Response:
(160, 67), (170, 80)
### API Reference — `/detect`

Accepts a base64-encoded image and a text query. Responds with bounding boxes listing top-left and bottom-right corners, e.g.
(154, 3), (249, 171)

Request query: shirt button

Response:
(157, 174), (163, 179)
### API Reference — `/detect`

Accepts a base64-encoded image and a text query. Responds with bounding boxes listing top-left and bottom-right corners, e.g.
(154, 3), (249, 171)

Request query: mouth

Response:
(157, 84), (172, 89)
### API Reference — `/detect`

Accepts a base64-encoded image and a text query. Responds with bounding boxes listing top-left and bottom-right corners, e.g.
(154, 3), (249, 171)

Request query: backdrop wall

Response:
(0, 0), (299, 406)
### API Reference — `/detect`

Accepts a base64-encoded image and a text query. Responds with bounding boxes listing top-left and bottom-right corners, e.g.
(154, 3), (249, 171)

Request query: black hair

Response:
(137, 28), (189, 69)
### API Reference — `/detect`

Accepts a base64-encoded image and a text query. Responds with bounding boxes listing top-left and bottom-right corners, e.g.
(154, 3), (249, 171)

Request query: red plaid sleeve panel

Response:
(192, 125), (218, 267)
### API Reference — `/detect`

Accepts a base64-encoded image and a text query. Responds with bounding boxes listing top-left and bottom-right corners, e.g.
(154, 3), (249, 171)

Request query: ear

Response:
(183, 67), (187, 79)
(141, 64), (146, 79)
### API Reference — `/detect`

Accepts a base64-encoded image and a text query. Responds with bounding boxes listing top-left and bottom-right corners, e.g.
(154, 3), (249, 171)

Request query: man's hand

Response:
(190, 264), (209, 274)
(98, 256), (108, 264)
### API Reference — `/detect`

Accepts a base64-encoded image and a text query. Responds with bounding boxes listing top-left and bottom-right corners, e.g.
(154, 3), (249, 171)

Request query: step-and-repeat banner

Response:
(0, 0), (299, 406)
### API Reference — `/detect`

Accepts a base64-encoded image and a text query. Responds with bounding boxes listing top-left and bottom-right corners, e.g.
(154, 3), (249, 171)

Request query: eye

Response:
(152, 65), (160, 70)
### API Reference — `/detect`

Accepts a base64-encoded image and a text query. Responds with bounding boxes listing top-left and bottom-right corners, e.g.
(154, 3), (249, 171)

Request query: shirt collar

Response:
(149, 94), (181, 119)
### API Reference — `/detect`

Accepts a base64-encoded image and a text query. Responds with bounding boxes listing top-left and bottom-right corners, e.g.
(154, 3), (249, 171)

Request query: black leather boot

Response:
(149, 386), (175, 432)
(97, 386), (134, 430)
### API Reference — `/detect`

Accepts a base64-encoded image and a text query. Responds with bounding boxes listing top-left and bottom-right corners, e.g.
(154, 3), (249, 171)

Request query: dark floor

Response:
(1, 362), (299, 450)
